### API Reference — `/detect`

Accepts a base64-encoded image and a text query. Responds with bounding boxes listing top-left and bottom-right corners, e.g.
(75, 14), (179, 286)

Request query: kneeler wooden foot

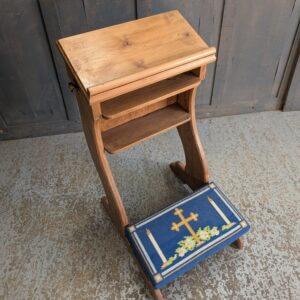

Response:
(231, 237), (244, 249)
(101, 197), (164, 300)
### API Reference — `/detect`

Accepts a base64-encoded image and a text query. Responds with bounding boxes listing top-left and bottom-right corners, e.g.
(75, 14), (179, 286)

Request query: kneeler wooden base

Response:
(57, 11), (243, 299)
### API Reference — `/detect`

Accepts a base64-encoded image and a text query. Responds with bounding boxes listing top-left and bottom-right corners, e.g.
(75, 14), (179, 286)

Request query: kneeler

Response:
(57, 11), (250, 299)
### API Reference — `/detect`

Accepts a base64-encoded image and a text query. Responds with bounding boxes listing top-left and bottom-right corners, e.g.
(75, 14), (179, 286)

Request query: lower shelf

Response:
(102, 103), (190, 154)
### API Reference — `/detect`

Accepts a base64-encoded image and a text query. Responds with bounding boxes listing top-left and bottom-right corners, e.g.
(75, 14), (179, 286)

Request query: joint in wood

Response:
(191, 66), (206, 81)
(68, 81), (79, 93)
(191, 67), (201, 77)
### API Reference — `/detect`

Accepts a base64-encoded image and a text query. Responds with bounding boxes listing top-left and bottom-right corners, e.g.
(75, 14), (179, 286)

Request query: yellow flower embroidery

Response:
(165, 224), (233, 267)
(176, 247), (188, 257)
(198, 230), (210, 241)
(210, 226), (220, 237)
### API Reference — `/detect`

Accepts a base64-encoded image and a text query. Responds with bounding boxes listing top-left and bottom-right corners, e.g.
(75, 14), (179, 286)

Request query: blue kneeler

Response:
(126, 182), (250, 289)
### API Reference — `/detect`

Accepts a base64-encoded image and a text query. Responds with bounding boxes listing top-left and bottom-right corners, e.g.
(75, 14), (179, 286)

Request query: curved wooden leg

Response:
(143, 273), (164, 300)
(76, 90), (128, 235)
(170, 88), (209, 191)
(231, 237), (244, 249)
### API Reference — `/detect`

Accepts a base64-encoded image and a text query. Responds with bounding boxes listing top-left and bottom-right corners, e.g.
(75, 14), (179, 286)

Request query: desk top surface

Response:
(57, 10), (215, 97)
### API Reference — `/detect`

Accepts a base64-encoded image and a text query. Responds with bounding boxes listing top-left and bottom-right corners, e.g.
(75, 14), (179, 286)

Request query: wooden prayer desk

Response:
(57, 10), (243, 299)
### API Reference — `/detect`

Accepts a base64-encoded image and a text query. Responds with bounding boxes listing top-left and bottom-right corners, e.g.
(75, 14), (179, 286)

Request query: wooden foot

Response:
(142, 271), (164, 300)
(151, 288), (164, 300)
(170, 160), (205, 191)
(101, 196), (164, 300)
(231, 237), (244, 249)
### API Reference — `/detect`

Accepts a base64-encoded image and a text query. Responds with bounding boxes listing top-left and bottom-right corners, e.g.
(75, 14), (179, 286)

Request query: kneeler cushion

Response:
(125, 182), (250, 289)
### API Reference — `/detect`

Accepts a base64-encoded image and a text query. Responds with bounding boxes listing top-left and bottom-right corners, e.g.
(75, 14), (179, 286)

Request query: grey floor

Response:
(0, 111), (299, 299)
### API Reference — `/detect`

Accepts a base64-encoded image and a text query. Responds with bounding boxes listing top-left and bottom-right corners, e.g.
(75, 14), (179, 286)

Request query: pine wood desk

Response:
(57, 10), (243, 299)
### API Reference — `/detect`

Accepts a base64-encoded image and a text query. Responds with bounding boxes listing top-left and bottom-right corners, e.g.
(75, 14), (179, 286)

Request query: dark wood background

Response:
(0, 0), (299, 140)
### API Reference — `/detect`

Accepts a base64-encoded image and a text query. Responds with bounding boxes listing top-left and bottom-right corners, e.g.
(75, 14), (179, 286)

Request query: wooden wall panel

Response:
(283, 22), (300, 112)
(279, 1), (300, 111)
(210, 0), (296, 116)
(284, 57), (300, 111)
(0, 0), (68, 139)
(273, 0), (299, 100)
(79, 0), (137, 31)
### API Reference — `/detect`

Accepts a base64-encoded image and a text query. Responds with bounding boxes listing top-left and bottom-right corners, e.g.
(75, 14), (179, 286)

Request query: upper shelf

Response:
(57, 10), (216, 100)
(101, 73), (200, 119)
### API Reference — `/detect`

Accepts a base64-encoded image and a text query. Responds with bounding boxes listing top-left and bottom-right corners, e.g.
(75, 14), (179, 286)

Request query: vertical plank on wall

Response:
(278, 0), (300, 111)
(0, 113), (7, 133)
(284, 57), (300, 111)
(196, 1), (224, 111)
(282, 23), (300, 111)
(211, 0), (296, 112)
(0, 0), (66, 126)
(272, 0), (300, 99)
(80, 0), (136, 31)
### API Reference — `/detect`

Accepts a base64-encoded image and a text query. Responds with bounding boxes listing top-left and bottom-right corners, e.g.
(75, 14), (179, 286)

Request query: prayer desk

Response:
(57, 10), (246, 299)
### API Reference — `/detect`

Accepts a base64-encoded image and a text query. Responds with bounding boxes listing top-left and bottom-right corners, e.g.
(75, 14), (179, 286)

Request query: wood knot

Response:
(134, 59), (146, 69)
(122, 39), (131, 47)
(68, 82), (78, 93)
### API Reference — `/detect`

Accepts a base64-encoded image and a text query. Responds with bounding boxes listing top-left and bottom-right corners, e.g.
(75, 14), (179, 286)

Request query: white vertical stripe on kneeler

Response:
(146, 229), (167, 264)
(133, 232), (157, 274)
(208, 197), (231, 224)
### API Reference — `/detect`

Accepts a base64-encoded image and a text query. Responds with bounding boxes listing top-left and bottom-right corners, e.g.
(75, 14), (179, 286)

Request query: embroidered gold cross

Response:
(171, 208), (200, 243)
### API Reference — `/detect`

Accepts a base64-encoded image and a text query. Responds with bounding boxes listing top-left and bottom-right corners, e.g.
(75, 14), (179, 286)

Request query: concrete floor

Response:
(0, 111), (299, 299)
